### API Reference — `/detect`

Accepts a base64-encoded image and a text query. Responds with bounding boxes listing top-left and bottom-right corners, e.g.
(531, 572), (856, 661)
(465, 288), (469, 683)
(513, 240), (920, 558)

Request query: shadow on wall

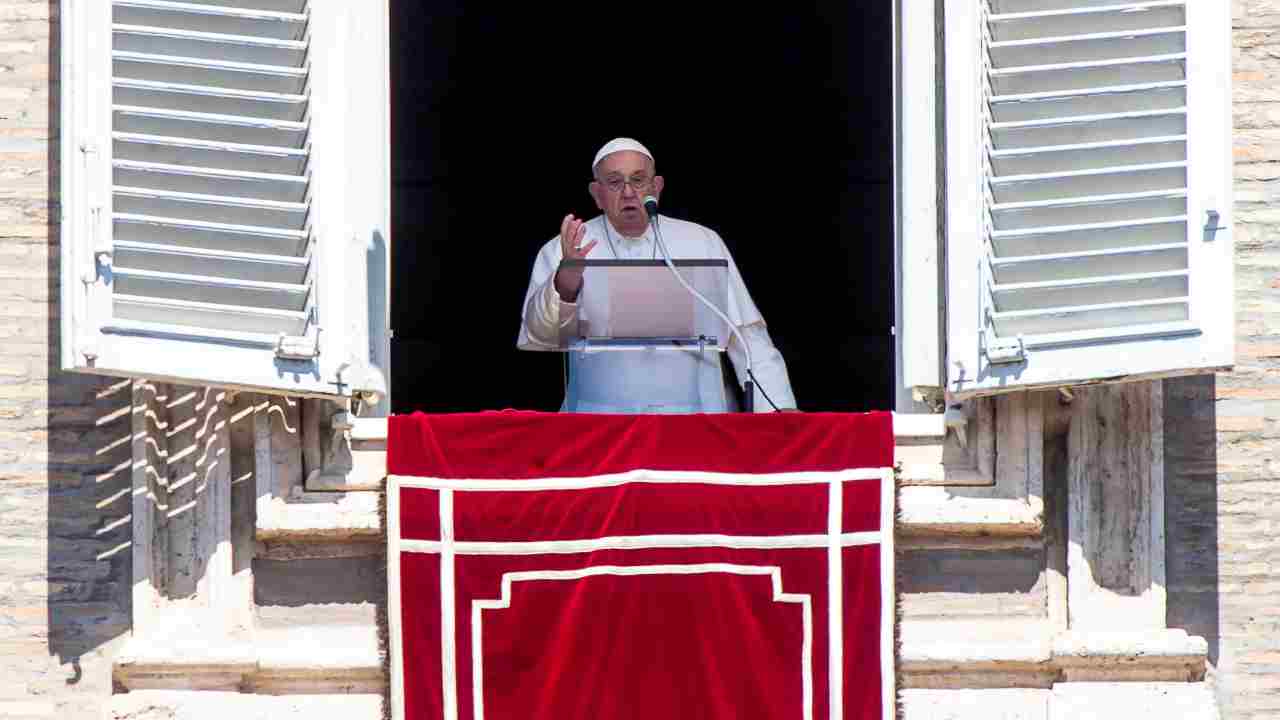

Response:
(43, 0), (134, 689)
(1163, 375), (1220, 667)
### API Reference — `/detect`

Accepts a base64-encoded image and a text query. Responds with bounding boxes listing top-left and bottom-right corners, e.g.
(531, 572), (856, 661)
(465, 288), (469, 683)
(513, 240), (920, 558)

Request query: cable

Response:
(650, 214), (781, 412)
(747, 368), (781, 413)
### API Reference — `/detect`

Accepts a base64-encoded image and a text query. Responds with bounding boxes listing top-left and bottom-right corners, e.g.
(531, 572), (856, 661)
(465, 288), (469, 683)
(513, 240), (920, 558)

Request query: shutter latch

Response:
(983, 331), (1026, 364)
(1204, 209), (1226, 240)
(276, 329), (320, 360)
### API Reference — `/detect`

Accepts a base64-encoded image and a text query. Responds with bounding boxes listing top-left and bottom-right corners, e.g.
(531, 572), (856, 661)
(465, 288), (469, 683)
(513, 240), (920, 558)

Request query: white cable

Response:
(650, 215), (761, 406)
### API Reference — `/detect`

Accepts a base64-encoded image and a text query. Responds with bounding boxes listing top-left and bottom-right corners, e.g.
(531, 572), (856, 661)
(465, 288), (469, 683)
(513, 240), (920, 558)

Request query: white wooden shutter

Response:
(60, 0), (389, 401)
(943, 0), (1232, 398)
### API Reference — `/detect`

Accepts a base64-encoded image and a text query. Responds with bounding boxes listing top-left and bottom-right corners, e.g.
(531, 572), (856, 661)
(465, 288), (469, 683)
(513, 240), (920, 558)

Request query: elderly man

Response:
(517, 138), (796, 413)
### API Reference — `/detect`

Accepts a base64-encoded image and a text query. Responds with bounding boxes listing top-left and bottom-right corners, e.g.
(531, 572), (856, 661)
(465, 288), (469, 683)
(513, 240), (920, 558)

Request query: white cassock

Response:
(517, 214), (797, 413)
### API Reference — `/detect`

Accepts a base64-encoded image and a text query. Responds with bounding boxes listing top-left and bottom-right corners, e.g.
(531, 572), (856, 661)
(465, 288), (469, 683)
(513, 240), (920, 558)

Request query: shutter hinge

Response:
(983, 331), (1026, 365)
(333, 361), (387, 414)
(275, 329), (320, 360)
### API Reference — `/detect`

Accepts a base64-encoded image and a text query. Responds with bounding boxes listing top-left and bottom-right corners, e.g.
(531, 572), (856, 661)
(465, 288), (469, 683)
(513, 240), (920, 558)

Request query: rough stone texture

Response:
(1158, 3), (1280, 719)
(1049, 682), (1220, 720)
(104, 690), (383, 720)
(900, 689), (1049, 720)
(0, 1), (135, 718)
(898, 546), (1047, 620)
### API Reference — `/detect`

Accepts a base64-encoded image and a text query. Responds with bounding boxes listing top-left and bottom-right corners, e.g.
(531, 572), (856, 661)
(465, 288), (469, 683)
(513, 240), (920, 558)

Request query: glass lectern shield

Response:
(557, 259), (731, 351)
(556, 259), (734, 414)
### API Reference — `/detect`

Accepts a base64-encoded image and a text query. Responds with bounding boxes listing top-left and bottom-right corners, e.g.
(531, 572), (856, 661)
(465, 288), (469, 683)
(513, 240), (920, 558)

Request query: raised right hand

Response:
(558, 214), (596, 262)
(554, 214), (596, 302)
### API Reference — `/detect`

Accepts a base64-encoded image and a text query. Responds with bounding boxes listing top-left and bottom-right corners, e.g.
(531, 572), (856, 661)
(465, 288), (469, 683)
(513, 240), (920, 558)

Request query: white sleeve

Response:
(727, 322), (797, 411)
(517, 238), (578, 349)
(522, 276), (578, 348)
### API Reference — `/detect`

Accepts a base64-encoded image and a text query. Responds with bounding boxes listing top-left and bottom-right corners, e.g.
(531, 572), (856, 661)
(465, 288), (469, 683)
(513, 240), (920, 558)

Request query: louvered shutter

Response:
(61, 0), (389, 401)
(942, 0), (1232, 398)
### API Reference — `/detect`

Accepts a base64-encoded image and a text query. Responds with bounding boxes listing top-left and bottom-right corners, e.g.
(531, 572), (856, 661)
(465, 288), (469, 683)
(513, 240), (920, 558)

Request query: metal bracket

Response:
(275, 329), (320, 360)
(329, 360), (387, 413)
(81, 205), (111, 285)
(1204, 209), (1226, 240)
(984, 331), (1027, 364)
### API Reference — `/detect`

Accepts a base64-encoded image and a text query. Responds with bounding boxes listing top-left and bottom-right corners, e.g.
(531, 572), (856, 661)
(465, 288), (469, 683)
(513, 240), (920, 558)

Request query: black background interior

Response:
(389, 2), (894, 413)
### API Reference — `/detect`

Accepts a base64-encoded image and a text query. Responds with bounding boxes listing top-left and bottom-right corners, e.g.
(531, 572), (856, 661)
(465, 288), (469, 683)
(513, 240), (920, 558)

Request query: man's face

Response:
(589, 150), (665, 235)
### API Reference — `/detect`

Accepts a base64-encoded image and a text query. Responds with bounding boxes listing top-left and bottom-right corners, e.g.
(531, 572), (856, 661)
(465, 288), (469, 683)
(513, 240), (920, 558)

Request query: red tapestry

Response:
(387, 411), (895, 720)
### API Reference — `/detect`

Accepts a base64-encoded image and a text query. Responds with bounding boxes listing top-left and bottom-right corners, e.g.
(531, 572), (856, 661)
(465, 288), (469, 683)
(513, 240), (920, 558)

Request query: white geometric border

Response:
(389, 467), (889, 491)
(471, 565), (813, 720)
(387, 468), (896, 720)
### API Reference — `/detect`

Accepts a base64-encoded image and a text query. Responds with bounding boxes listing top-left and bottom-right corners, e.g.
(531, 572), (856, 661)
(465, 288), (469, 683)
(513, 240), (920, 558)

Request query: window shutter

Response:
(943, 0), (1232, 398)
(61, 0), (389, 401)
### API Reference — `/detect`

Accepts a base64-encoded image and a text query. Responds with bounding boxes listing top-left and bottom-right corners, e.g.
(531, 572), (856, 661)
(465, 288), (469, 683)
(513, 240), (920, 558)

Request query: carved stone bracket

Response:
(302, 398), (385, 492)
(900, 392), (1045, 538)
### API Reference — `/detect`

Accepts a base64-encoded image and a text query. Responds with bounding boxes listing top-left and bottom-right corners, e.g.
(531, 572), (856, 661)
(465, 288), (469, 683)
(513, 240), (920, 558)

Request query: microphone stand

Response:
(645, 197), (760, 413)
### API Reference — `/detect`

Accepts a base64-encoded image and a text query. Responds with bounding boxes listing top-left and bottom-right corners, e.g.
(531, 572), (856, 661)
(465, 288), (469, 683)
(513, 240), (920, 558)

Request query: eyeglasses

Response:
(598, 175), (655, 194)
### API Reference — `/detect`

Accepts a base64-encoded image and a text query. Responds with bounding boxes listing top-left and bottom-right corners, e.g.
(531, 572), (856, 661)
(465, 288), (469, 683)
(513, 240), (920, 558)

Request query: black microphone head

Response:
(643, 195), (659, 219)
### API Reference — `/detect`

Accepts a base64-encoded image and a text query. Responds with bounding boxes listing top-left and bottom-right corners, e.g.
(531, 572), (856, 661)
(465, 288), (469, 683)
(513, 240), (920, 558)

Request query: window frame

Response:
(897, 0), (946, 410)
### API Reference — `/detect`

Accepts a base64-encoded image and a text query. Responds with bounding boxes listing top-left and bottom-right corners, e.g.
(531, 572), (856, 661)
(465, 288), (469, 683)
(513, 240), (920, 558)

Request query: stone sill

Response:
(257, 488), (1044, 543)
(900, 622), (1207, 689)
(345, 412), (957, 485)
(898, 488), (1043, 537)
(106, 691), (384, 719)
(115, 623), (382, 693)
(256, 492), (381, 543)
(115, 619), (1206, 695)
(264, 413), (1043, 541)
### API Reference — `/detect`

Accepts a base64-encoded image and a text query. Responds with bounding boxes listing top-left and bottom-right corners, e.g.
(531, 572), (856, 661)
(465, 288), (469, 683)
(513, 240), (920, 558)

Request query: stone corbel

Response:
(899, 392), (1046, 538)
(254, 396), (380, 543)
(302, 398), (385, 492)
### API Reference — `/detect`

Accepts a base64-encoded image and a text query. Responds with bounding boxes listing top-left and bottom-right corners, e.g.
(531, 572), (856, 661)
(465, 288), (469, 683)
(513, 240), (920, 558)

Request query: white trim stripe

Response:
(399, 532), (882, 556)
(440, 489), (457, 720)
(388, 481), (405, 720)
(828, 477), (844, 719)
(471, 564), (813, 720)
(389, 467), (884, 492)
(879, 469), (896, 720)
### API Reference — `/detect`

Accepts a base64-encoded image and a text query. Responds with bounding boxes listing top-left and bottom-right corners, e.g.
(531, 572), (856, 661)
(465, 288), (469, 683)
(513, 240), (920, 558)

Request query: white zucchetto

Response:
(592, 137), (654, 172)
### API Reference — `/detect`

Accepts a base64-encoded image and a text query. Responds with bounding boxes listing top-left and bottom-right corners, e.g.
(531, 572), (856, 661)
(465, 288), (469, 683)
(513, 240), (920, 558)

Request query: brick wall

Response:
(1161, 3), (1280, 718)
(0, 2), (133, 718)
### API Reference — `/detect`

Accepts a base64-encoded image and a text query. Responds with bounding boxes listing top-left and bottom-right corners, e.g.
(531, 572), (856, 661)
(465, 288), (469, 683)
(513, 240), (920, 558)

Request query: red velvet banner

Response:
(388, 411), (895, 720)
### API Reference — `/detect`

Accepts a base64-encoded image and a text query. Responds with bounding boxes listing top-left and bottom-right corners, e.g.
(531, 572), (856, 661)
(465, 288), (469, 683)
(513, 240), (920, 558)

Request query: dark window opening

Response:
(390, 2), (894, 413)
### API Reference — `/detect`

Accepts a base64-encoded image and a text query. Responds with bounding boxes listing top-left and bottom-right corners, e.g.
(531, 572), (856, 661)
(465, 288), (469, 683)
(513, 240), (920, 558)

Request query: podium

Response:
(554, 259), (737, 414)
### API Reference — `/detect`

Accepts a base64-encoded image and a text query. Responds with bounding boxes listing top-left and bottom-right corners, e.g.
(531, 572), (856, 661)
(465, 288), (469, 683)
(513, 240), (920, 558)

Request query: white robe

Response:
(517, 214), (797, 413)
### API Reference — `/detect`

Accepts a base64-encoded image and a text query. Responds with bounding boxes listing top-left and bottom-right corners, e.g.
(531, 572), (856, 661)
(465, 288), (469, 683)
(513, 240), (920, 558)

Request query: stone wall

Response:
(1161, 3), (1280, 717)
(0, 1), (135, 718)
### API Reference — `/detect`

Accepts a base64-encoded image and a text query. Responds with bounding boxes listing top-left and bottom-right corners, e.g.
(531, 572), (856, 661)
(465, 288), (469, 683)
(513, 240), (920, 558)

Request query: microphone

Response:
(643, 192), (776, 412)
(643, 195), (659, 220)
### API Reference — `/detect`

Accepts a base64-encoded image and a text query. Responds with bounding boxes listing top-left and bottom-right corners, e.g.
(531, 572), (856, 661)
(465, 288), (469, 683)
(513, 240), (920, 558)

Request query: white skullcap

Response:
(592, 137), (654, 172)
